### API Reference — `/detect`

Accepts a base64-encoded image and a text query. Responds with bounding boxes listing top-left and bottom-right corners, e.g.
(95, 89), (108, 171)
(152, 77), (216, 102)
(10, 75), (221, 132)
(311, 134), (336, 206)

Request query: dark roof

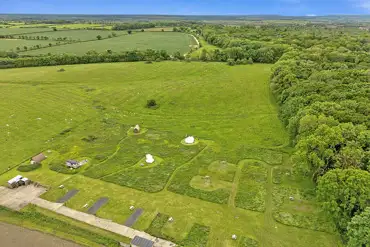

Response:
(130, 236), (154, 247)
(66, 160), (78, 164)
(31, 153), (46, 163)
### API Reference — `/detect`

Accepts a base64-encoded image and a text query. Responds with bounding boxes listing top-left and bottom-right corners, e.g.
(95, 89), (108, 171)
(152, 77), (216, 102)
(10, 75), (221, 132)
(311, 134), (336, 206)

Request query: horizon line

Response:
(1, 13), (370, 17)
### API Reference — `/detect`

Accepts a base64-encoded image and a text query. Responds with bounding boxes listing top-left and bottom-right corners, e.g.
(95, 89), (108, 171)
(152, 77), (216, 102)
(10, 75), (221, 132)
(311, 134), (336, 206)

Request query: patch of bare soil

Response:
(0, 222), (82, 247)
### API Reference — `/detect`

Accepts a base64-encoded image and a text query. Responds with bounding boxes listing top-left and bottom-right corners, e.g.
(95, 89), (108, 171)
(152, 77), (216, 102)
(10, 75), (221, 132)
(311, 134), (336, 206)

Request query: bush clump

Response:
(49, 160), (78, 174)
(227, 59), (236, 66)
(81, 135), (98, 142)
(146, 99), (158, 108)
(17, 163), (41, 172)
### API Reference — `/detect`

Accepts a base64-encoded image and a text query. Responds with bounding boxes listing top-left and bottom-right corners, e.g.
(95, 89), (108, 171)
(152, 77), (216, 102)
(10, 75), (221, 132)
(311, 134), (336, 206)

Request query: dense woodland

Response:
(197, 23), (370, 246)
(0, 20), (369, 246)
(198, 23), (370, 246)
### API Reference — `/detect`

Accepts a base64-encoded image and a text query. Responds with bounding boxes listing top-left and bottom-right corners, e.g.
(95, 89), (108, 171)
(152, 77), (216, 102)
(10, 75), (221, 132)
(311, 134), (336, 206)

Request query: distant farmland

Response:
(17, 30), (126, 41)
(0, 27), (53, 35)
(22, 32), (196, 55)
(0, 39), (58, 52)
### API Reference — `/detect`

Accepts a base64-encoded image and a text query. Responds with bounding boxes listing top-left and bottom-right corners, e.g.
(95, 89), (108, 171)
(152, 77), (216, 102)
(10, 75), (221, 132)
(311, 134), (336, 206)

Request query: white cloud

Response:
(352, 0), (370, 10)
(360, 1), (370, 9)
(306, 14), (317, 16)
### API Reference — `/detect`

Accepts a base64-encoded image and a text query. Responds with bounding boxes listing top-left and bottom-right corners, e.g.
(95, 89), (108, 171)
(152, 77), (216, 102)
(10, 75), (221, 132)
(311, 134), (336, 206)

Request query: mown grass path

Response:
(164, 143), (209, 190)
(228, 161), (244, 208)
(0, 62), (340, 247)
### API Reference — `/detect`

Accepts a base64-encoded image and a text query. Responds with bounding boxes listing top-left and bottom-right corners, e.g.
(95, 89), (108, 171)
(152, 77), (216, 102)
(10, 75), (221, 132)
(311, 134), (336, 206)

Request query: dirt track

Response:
(0, 222), (81, 247)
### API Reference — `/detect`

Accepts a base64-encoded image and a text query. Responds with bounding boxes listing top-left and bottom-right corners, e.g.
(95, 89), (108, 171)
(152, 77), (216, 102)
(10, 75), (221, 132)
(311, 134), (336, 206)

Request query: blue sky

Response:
(1, 0), (370, 16)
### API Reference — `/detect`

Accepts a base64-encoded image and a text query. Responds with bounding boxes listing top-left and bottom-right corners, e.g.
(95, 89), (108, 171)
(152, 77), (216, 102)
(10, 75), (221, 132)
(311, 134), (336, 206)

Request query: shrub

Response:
(59, 128), (72, 135)
(236, 59), (244, 65)
(49, 160), (78, 174)
(146, 99), (157, 108)
(81, 135), (98, 142)
(57, 68), (65, 72)
(17, 163), (41, 172)
(227, 59), (236, 66)
(94, 154), (107, 161)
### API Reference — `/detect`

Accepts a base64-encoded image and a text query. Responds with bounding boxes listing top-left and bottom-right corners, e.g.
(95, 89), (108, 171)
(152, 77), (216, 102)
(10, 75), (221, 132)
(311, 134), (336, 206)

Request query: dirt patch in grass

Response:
(190, 175), (232, 191)
(0, 222), (82, 247)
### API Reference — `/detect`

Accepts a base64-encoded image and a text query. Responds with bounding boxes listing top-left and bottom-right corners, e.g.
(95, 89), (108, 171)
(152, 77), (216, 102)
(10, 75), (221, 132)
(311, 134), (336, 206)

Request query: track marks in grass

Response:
(228, 161), (244, 207)
(165, 143), (209, 190)
(84, 129), (205, 192)
(167, 147), (231, 204)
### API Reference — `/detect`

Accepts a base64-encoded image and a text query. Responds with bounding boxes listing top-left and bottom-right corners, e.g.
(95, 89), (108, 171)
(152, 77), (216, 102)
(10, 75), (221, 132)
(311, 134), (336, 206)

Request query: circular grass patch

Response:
(132, 155), (164, 169)
(189, 175), (232, 191)
(127, 127), (148, 136)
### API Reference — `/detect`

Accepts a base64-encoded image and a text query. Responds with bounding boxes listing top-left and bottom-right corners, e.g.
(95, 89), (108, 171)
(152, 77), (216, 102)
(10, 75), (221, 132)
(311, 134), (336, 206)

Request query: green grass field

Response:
(17, 29), (126, 41)
(191, 36), (219, 58)
(22, 32), (195, 55)
(0, 27), (53, 35)
(0, 39), (59, 51)
(0, 62), (341, 247)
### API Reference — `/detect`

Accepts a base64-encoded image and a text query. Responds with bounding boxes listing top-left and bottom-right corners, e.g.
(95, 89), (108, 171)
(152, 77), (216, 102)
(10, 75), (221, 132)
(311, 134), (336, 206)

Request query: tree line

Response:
(0, 49), (183, 68)
(0, 21), (369, 245)
(270, 31), (369, 246)
(112, 23), (156, 30)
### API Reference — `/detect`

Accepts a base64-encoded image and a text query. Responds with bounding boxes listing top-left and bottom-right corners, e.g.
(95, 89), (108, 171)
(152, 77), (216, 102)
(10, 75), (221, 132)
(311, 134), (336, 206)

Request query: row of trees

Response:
(197, 22), (370, 246)
(112, 22), (155, 30)
(16, 35), (50, 40)
(0, 49), (182, 68)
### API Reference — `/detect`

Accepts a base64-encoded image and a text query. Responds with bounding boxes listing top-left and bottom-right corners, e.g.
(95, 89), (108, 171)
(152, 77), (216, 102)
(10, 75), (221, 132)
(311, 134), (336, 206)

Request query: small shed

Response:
(130, 236), (154, 247)
(66, 160), (79, 169)
(31, 153), (46, 164)
(21, 177), (31, 186)
(7, 175), (23, 188)
(133, 124), (141, 133)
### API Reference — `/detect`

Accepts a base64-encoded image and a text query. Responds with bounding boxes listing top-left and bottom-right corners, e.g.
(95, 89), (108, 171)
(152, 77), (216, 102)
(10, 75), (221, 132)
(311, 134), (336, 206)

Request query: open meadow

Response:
(21, 32), (196, 55)
(0, 39), (60, 52)
(0, 62), (341, 247)
(0, 27), (53, 35)
(0, 27), (196, 55)
(14, 30), (127, 41)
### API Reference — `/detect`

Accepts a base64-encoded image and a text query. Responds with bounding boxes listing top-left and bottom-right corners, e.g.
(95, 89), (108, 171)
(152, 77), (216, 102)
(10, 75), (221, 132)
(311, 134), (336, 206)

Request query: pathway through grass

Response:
(0, 62), (340, 247)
